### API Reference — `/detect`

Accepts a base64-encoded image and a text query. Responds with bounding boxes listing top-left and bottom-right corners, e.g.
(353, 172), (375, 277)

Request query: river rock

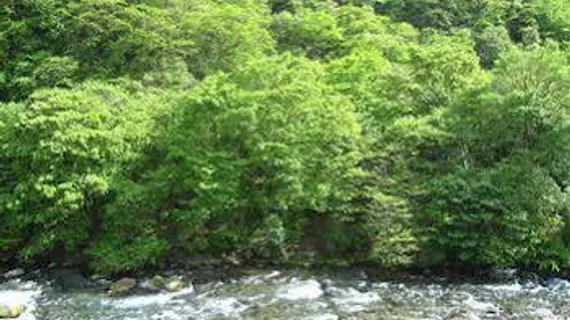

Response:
(4, 269), (24, 279)
(108, 278), (137, 296)
(165, 279), (185, 292)
(0, 303), (24, 318)
(138, 275), (164, 293)
(151, 275), (165, 289)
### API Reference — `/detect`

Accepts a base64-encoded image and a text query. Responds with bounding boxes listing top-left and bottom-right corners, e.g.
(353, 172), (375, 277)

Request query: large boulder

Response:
(108, 278), (137, 296)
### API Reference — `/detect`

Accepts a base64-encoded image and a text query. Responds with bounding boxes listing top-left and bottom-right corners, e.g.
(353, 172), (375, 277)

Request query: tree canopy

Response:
(3, 0), (570, 274)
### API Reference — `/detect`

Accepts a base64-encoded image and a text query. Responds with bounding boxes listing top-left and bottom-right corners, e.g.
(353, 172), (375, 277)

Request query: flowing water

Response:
(1, 268), (570, 319)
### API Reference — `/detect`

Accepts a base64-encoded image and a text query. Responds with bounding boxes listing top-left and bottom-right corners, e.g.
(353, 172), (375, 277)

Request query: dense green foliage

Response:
(4, 0), (570, 274)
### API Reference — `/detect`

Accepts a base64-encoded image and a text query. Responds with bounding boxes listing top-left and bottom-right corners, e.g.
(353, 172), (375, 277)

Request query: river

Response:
(1, 268), (568, 319)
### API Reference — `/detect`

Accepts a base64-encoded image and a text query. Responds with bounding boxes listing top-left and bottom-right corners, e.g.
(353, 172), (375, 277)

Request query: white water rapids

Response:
(2, 269), (569, 319)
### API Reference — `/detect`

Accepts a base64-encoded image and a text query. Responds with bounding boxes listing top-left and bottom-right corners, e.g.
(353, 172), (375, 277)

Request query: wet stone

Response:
(108, 278), (137, 296)
(3, 269), (24, 279)
(165, 279), (186, 292)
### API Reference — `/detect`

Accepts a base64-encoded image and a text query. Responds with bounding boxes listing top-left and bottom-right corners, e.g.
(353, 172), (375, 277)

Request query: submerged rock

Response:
(328, 287), (381, 313)
(276, 279), (324, 301)
(109, 278), (137, 296)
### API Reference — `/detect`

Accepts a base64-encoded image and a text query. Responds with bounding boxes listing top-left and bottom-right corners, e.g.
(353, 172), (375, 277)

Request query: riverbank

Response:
(1, 252), (554, 292)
